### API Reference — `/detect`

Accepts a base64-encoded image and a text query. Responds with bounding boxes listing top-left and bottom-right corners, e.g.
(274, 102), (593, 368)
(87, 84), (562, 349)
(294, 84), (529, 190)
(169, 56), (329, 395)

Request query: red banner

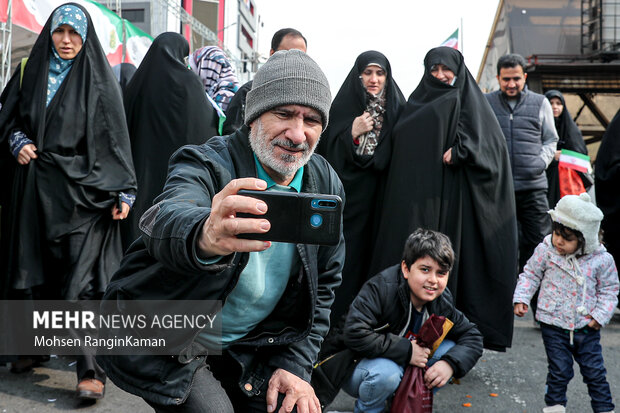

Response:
(11, 0), (47, 33)
(3, 0), (152, 67)
(0, 0), (8, 23)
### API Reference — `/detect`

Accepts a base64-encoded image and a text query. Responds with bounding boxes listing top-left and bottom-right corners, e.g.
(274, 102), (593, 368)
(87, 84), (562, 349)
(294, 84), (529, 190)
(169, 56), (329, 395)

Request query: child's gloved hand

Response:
(513, 302), (528, 317)
(409, 339), (431, 367)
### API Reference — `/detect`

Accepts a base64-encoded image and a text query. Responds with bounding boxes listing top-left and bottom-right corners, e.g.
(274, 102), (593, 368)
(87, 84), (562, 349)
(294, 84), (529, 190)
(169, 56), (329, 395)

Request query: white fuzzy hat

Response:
(548, 193), (604, 254)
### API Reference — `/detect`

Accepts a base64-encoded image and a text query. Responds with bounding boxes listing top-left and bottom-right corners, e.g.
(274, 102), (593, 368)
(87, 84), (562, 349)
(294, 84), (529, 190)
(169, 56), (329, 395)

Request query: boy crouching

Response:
(323, 228), (483, 412)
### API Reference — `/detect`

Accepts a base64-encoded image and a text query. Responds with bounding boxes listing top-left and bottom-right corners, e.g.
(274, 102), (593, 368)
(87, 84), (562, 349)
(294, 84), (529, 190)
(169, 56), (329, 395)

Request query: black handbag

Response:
(311, 348), (359, 408)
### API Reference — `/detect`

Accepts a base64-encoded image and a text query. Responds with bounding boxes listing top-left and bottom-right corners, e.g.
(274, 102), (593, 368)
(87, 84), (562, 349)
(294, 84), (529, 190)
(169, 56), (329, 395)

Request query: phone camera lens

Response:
(310, 214), (323, 228)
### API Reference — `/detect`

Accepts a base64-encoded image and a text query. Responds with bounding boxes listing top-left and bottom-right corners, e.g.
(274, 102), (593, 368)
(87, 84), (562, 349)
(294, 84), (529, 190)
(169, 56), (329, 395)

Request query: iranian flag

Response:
(0, 0), (152, 66)
(559, 149), (591, 173)
(440, 29), (459, 49)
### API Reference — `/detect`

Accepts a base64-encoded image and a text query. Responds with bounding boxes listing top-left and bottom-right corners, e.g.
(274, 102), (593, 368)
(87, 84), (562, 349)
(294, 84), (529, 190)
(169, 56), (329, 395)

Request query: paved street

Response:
(1, 310), (618, 412)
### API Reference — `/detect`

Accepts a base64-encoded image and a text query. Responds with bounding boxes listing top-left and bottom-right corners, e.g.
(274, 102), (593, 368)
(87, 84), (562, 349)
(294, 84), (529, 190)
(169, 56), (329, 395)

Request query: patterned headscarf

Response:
(189, 46), (240, 111)
(47, 4), (88, 106)
(356, 63), (386, 156)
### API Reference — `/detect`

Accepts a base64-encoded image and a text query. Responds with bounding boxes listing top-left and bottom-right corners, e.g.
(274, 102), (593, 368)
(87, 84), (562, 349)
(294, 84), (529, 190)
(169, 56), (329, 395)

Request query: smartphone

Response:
(236, 190), (342, 246)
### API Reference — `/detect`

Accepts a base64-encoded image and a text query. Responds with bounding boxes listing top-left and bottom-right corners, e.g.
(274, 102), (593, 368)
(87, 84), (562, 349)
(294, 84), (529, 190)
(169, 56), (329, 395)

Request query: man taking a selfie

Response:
(98, 49), (344, 413)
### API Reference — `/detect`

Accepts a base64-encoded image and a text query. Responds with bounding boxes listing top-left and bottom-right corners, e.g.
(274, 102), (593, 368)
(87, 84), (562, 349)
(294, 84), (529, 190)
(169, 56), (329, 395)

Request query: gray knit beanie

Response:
(245, 49), (331, 130)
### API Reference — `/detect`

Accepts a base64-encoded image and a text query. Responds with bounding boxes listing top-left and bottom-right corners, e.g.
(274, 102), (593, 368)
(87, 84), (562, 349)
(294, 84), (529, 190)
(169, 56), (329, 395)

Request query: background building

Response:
(0, 0), (262, 86)
(477, 0), (620, 158)
(99, 0), (260, 82)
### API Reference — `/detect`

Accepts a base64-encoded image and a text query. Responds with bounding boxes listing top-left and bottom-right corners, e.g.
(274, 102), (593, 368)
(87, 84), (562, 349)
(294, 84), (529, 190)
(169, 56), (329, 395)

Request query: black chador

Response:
(0, 3), (137, 300)
(371, 47), (518, 351)
(120, 32), (219, 249)
(317, 51), (405, 323)
(595, 109), (620, 303)
(0, 2), (137, 383)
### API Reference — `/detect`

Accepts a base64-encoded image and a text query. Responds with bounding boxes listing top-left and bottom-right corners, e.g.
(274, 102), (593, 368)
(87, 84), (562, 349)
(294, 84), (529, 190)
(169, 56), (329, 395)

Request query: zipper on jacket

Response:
(509, 112), (514, 170)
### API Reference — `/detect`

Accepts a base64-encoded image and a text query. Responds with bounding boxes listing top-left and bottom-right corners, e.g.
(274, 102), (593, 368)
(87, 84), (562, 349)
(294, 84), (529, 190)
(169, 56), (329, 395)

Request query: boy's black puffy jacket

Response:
(344, 264), (483, 378)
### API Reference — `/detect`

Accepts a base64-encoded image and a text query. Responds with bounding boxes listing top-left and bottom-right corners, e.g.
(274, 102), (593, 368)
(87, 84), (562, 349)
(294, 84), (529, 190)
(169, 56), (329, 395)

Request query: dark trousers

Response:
(515, 189), (552, 272)
(147, 352), (298, 413)
(14, 287), (106, 383)
(540, 324), (614, 412)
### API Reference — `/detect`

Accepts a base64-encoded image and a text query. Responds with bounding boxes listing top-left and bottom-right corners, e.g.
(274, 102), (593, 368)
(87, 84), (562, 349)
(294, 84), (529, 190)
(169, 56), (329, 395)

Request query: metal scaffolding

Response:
(582, 0), (620, 57)
(152, 0), (244, 71)
(1, 0), (12, 88)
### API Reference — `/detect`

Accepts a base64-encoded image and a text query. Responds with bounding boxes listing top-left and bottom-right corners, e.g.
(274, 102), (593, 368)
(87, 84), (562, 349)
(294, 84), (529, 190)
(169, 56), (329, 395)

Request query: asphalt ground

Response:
(1, 309), (618, 413)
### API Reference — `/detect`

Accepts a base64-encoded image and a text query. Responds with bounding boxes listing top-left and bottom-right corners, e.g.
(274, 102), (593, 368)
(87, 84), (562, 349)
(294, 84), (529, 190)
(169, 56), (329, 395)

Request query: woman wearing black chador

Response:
(0, 3), (136, 399)
(544, 89), (590, 207)
(370, 47), (518, 351)
(317, 51), (405, 324)
(120, 32), (218, 249)
(595, 109), (620, 307)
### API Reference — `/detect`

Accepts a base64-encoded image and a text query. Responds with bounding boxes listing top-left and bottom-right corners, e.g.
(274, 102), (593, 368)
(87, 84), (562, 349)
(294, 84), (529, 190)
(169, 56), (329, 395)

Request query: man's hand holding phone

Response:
(197, 178), (272, 259)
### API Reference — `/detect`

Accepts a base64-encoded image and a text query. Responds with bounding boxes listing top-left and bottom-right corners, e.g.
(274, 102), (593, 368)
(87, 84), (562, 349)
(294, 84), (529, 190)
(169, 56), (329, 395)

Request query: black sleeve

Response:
(343, 277), (411, 366)
(433, 290), (484, 378)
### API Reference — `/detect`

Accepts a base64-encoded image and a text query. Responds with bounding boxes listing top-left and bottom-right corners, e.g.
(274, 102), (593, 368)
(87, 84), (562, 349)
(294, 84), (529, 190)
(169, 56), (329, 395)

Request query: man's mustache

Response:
(271, 138), (309, 151)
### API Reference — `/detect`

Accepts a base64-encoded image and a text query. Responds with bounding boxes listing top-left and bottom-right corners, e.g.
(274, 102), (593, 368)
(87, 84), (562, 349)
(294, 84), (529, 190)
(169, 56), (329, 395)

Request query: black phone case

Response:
(237, 190), (342, 246)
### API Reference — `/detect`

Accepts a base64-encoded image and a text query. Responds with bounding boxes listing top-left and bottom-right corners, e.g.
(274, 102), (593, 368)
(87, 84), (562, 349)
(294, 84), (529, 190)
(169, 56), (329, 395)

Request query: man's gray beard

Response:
(249, 118), (318, 180)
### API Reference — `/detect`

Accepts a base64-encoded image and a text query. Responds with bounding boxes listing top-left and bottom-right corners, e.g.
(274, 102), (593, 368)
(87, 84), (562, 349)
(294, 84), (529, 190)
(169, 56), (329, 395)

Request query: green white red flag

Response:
(0, 0), (152, 66)
(559, 149), (591, 173)
(440, 29), (459, 49)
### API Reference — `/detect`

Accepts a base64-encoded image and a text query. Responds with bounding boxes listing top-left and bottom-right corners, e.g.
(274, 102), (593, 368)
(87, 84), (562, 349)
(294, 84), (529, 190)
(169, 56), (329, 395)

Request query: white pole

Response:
(1, 0), (12, 88)
(460, 17), (464, 55)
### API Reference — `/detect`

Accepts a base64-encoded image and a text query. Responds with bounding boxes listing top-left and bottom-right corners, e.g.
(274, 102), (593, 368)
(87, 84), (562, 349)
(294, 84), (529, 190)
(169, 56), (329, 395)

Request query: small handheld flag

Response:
(559, 149), (591, 173)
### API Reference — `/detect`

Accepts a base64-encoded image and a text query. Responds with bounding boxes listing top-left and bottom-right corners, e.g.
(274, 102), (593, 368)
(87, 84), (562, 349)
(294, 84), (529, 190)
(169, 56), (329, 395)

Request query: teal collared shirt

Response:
(196, 158), (304, 349)
(254, 154), (303, 192)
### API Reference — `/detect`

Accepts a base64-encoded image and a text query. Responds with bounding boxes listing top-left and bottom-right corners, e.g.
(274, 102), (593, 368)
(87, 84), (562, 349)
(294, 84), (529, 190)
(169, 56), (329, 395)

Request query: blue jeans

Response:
(343, 340), (455, 413)
(540, 324), (614, 413)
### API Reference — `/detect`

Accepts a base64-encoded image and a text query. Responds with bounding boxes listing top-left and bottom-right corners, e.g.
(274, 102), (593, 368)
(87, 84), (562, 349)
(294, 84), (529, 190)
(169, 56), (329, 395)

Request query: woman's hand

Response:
(554, 150), (561, 161)
(17, 144), (38, 165)
(443, 148), (453, 165)
(111, 202), (130, 220)
(351, 112), (374, 140)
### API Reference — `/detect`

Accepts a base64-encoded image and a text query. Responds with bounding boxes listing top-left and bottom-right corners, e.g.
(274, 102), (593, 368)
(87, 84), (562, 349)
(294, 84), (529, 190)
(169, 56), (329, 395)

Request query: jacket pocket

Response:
(536, 295), (558, 315)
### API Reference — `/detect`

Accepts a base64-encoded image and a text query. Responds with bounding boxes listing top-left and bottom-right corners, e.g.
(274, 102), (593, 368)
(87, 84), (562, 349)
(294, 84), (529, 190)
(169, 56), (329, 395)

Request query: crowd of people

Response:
(0, 3), (619, 413)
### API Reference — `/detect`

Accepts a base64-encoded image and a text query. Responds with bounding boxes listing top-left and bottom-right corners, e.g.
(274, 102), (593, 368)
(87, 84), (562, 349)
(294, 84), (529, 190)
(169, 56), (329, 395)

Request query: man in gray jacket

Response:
(486, 53), (558, 271)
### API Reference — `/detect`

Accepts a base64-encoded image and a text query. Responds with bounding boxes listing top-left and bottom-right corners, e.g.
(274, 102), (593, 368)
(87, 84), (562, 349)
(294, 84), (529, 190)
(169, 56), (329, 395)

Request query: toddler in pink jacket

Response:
(513, 193), (618, 413)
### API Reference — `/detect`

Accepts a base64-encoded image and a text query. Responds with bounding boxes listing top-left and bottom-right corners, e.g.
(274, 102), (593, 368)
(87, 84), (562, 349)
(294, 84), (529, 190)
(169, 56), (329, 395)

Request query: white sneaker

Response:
(542, 406), (565, 413)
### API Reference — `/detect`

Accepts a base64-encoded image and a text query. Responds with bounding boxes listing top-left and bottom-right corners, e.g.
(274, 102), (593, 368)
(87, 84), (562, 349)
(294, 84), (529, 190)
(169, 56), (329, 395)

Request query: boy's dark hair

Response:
(496, 53), (527, 75)
(271, 28), (307, 52)
(552, 221), (586, 256)
(402, 228), (454, 271)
